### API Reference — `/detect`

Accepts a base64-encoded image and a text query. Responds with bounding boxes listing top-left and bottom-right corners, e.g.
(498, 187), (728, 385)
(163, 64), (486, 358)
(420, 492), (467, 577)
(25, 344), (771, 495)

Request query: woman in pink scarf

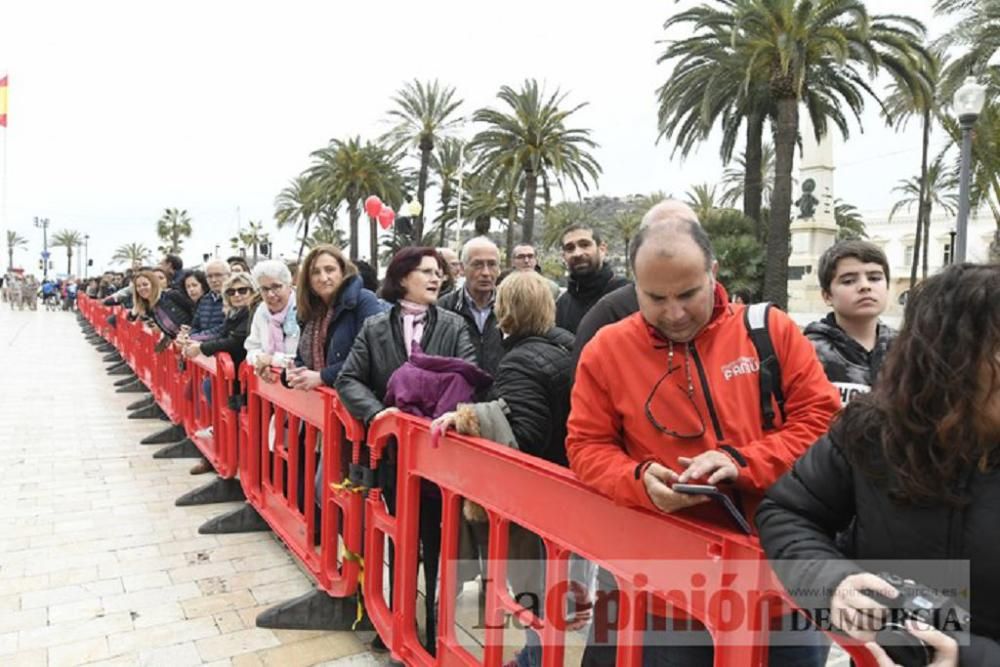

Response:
(245, 260), (300, 383)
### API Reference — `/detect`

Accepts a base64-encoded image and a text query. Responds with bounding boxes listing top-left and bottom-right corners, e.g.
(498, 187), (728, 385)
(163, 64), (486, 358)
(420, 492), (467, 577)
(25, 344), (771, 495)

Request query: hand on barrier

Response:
(565, 580), (594, 632)
(676, 450), (740, 485)
(865, 621), (959, 667)
(286, 366), (324, 391)
(183, 342), (203, 359)
(830, 572), (898, 642)
(373, 407), (400, 422)
(430, 411), (458, 448)
(642, 462), (711, 514)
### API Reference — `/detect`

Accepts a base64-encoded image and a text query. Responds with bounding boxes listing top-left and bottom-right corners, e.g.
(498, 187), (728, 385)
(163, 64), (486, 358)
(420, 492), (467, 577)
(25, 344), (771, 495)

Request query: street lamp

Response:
(953, 76), (987, 263)
(33, 216), (50, 280)
(949, 228), (957, 265)
(83, 234), (90, 278)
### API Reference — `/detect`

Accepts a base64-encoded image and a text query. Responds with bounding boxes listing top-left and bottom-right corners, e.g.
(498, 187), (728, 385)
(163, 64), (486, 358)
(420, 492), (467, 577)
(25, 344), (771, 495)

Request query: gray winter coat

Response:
(335, 304), (477, 425)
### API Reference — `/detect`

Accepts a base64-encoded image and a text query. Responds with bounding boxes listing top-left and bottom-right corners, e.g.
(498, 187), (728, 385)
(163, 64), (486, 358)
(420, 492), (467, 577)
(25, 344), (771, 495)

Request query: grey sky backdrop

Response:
(0, 0), (946, 274)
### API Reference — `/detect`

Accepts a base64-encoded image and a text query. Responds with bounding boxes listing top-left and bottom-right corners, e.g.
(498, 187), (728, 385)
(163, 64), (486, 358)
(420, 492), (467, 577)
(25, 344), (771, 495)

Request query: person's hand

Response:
(372, 407), (400, 422)
(430, 411), (458, 448)
(642, 462), (711, 514)
(287, 367), (323, 391)
(255, 353), (273, 370)
(865, 620), (959, 667)
(830, 573), (898, 642)
(565, 580), (593, 632)
(676, 451), (740, 485)
(183, 342), (202, 359)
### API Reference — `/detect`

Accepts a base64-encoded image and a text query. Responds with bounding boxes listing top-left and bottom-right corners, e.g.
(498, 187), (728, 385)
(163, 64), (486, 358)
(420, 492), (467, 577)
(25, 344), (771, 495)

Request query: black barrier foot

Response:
(140, 423), (186, 444)
(102, 352), (123, 363)
(96, 343), (115, 353)
(199, 503), (270, 534)
(152, 438), (201, 459)
(128, 403), (167, 420)
(116, 379), (147, 394)
(113, 374), (138, 386)
(108, 364), (133, 377)
(127, 395), (156, 411)
(175, 477), (245, 506)
(255, 590), (369, 631)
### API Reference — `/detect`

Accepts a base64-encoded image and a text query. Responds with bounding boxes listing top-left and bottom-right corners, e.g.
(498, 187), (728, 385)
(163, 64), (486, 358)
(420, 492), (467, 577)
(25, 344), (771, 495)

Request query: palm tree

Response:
(719, 143), (777, 217)
(934, 0), (1000, 93)
(429, 137), (466, 246)
(6, 230), (28, 271)
(890, 158), (959, 279)
(156, 208), (192, 255)
(883, 52), (941, 290)
(684, 183), (722, 220)
(275, 175), (324, 261)
(668, 1), (931, 308)
(51, 229), (84, 276)
(111, 242), (153, 266)
(382, 80), (464, 241)
(304, 214), (347, 250)
(230, 220), (268, 262)
(470, 79), (601, 245)
(309, 137), (405, 271)
(833, 200), (867, 241)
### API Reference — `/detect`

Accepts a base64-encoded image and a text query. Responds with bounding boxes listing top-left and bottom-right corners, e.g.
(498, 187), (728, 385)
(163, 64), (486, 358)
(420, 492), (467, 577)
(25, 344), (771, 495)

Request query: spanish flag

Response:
(0, 75), (7, 127)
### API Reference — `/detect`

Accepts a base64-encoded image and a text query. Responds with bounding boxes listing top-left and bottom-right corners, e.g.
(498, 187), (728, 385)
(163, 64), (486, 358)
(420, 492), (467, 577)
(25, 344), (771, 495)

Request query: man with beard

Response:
(555, 224), (629, 334)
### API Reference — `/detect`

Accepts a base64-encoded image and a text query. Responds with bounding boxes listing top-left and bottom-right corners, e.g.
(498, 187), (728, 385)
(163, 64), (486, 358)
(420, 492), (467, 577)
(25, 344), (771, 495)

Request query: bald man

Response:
(566, 212), (839, 665)
(571, 200), (699, 370)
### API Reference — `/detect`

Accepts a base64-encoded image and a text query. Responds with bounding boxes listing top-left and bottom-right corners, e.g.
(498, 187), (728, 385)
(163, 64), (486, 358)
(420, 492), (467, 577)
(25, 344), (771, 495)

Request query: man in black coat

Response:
(555, 224), (629, 334)
(437, 237), (504, 378)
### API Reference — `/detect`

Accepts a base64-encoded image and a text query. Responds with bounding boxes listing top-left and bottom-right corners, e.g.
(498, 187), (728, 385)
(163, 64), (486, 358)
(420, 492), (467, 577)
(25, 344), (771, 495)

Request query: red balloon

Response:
(378, 207), (395, 230)
(364, 195), (383, 219)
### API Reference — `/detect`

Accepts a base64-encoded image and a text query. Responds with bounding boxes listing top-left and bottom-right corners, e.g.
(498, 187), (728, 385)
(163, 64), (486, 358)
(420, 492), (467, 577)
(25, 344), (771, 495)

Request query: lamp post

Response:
(33, 216), (50, 280)
(953, 76), (987, 264)
(83, 234), (90, 278)
(949, 228), (957, 265)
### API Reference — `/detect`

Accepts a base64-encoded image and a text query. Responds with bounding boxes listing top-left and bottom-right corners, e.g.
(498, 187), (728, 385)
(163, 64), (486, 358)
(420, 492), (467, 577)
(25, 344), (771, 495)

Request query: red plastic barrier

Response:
(364, 412), (879, 667)
(179, 352), (239, 478)
(238, 367), (366, 598)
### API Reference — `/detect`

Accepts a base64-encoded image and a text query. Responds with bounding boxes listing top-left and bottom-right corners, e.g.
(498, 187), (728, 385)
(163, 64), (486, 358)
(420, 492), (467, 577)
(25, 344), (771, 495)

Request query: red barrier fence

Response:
(77, 295), (881, 666)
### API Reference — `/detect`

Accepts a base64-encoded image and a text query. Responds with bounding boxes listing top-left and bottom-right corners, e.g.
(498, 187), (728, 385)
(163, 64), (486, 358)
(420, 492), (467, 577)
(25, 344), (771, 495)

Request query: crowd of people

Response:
(1, 273), (84, 311)
(53, 196), (998, 666)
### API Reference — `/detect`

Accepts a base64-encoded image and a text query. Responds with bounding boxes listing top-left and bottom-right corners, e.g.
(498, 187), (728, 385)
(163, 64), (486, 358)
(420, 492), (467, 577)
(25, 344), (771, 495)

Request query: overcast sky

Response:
(0, 0), (945, 274)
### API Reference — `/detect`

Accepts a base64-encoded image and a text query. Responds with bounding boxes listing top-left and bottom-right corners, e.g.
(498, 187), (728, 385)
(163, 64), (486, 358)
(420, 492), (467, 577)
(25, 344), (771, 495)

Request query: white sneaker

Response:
(194, 426), (214, 439)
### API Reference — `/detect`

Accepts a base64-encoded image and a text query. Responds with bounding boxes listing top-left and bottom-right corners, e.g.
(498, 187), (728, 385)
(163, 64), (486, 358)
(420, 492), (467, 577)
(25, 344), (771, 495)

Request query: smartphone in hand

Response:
(672, 484), (753, 534)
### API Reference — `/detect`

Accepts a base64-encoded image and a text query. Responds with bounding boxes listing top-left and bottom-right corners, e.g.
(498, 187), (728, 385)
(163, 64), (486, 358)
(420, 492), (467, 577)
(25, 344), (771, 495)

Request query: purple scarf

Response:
(399, 300), (428, 357)
(265, 300), (291, 355)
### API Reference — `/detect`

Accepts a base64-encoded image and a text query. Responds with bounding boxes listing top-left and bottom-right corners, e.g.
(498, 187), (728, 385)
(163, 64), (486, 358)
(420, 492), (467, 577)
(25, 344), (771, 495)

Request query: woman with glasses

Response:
(245, 260), (300, 384)
(184, 272), (260, 368)
(337, 246), (476, 654)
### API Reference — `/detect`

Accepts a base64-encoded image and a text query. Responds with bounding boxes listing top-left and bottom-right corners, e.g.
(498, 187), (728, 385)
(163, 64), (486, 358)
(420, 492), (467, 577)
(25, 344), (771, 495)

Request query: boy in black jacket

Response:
(805, 240), (895, 405)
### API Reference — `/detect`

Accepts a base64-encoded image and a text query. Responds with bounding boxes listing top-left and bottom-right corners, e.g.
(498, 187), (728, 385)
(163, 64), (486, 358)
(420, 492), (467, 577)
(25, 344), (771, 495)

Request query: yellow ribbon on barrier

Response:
(330, 477), (368, 494)
(341, 545), (366, 630)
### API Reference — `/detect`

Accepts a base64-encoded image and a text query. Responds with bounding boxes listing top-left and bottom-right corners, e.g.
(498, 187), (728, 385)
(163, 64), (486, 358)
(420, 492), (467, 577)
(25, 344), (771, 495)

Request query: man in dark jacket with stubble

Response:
(437, 237), (504, 378)
(555, 224), (629, 335)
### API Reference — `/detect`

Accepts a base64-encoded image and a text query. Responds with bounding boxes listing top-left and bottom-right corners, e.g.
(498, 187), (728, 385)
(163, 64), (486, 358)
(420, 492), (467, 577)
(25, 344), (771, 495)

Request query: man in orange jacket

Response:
(567, 204), (840, 666)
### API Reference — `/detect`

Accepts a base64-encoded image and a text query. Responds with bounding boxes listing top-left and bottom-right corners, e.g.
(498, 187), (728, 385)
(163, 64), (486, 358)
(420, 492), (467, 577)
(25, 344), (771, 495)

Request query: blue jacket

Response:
(294, 274), (388, 386)
(191, 291), (226, 341)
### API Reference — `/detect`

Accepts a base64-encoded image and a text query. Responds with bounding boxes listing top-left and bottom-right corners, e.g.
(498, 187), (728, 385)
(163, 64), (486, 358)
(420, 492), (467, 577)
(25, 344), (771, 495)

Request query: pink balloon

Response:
(364, 195), (383, 219)
(378, 207), (396, 230)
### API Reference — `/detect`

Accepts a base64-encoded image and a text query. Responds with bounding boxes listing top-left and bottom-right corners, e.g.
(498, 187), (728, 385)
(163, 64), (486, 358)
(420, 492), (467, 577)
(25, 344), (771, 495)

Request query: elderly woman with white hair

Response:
(244, 260), (300, 383)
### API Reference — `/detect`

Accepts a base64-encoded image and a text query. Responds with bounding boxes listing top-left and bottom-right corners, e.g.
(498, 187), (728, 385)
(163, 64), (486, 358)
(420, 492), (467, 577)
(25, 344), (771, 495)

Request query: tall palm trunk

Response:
(505, 195), (517, 267)
(910, 108), (931, 288)
(369, 213), (379, 274)
(416, 138), (433, 242)
(763, 96), (798, 310)
(298, 218), (311, 260)
(8, 248), (13, 271)
(66, 248), (73, 276)
(521, 168), (538, 244)
(348, 206), (360, 261)
(439, 193), (453, 247)
(743, 112), (765, 239)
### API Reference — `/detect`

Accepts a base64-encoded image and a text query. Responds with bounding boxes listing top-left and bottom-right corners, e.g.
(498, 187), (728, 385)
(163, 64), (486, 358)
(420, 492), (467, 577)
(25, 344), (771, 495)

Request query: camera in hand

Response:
(863, 572), (971, 667)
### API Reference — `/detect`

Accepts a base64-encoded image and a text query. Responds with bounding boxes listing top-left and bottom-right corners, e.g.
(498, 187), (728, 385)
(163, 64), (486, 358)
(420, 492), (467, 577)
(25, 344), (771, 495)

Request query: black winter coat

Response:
(200, 305), (254, 368)
(555, 264), (630, 334)
(492, 327), (574, 466)
(437, 288), (503, 378)
(571, 282), (637, 371)
(335, 305), (477, 425)
(151, 289), (196, 338)
(804, 313), (895, 405)
(756, 407), (1000, 665)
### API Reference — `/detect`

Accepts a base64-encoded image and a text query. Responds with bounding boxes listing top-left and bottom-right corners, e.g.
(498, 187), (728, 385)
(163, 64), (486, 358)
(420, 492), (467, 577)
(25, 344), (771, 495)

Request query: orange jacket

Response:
(566, 285), (840, 515)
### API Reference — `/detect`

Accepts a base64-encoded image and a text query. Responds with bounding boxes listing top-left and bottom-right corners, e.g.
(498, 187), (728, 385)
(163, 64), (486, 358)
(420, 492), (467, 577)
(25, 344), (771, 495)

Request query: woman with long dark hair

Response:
(757, 263), (1000, 666)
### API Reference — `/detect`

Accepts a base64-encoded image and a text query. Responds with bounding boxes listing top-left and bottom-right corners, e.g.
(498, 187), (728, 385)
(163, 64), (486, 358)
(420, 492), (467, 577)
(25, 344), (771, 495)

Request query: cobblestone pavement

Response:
(0, 306), (380, 666)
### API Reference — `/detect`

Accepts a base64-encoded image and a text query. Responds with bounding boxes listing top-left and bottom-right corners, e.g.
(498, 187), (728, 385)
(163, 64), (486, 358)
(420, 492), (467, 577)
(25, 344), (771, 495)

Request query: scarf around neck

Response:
(301, 305), (335, 372)
(399, 300), (429, 357)
(265, 300), (292, 355)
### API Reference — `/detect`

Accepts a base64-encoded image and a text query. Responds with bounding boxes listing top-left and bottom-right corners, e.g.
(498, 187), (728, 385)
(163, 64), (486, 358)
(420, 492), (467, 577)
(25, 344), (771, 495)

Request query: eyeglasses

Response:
(644, 340), (706, 440)
(514, 253), (536, 261)
(225, 286), (252, 297)
(416, 268), (444, 279)
(260, 284), (286, 295)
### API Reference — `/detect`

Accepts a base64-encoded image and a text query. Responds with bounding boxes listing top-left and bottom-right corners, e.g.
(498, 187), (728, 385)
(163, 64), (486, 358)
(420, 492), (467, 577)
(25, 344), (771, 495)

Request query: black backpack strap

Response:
(744, 302), (786, 431)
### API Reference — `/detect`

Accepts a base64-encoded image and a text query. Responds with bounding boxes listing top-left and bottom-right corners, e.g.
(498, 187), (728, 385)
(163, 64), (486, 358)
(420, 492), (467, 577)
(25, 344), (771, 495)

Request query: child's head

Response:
(818, 240), (890, 320)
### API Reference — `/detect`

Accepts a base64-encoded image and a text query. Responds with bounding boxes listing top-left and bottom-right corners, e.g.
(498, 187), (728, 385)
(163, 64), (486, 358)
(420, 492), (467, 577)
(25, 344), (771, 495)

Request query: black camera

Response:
(864, 572), (971, 667)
